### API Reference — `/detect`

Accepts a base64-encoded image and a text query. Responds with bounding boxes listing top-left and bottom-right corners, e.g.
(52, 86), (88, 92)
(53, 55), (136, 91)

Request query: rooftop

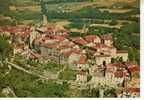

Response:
(72, 37), (88, 45)
(85, 35), (100, 43)
(101, 33), (113, 40)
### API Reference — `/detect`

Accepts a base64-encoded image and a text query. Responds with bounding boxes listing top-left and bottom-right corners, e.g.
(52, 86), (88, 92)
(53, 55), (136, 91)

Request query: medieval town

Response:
(0, 17), (140, 98)
(0, 0), (140, 98)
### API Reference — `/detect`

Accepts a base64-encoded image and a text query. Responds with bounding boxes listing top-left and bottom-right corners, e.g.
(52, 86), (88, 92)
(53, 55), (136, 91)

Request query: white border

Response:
(0, 1), (143, 100)
(141, 0), (144, 98)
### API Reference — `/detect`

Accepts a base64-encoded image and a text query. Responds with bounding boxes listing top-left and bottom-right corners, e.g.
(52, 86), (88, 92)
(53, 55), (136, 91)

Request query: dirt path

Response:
(6, 61), (49, 80)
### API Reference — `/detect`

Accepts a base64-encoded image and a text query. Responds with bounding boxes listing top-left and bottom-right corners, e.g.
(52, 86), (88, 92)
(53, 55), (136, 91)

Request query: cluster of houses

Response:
(0, 25), (140, 97)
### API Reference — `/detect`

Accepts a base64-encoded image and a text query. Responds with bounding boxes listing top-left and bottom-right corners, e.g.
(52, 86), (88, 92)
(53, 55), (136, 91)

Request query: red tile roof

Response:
(52, 35), (65, 41)
(72, 37), (88, 45)
(126, 88), (140, 93)
(76, 54), (87, 64)
(128, 66), (139, 72)
(0, 26), (31, 37)
(125, 61), (138, 68)
(85, 35), (99, 42)
(47, 43), (58, 49)
(57, 44), (73, 50)
(63, 48), (81, 57)
(114, 71), (128, 78)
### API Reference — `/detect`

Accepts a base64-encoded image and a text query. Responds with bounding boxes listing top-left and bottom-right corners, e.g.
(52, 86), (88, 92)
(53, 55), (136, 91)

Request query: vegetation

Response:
(66, 22), (85, 29)
(43, 6), (139, 22)
(59, 69), (76, 80)
(0, 68), (69, 97)
(35, 0), (93, 4)
(87, 75), (92, 82)
(0, 0), (16, 12)
(0, 19), (16, 26)
(42, 62), (64, 72)
(81, 85), (117, 97)
(120, 22), (139, 33)
(3, 10), (42, 22)
(128, 48), (140, 64)
(109, 20), (118, 26)
(0, 36), (13, 61)
(0, 0), (140, 97)
(69, 32), (86, 37)
(111, 57), (123, 63)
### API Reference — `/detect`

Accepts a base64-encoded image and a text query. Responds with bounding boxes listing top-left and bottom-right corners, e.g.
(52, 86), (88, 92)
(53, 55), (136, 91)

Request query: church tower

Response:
(42, 14), (48, 26)
(40, 0), (48, 26)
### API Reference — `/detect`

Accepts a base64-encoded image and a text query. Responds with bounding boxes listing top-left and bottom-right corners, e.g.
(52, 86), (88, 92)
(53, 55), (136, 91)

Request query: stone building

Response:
(95, 55), (111, 65)
(76, 70), (88, 83)
(101, 34), (113, 46)
(115, 50), (128, 61)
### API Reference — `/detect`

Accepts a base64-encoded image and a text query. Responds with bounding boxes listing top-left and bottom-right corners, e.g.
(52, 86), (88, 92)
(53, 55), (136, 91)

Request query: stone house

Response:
(13, 43), (29, 54)
(89, 65), (105, 77)
(101, 34), (113, 46)
(125, 62), (140, 78)
(95, 55), (111, 65)
(40, 45), (64, 64)
(29, 29), (41, 47)
(110, 47), (117, 56)
(75, 54), (89, 70)
(105, 63), (130, 87)
(76, 70), (88, 83)
(72, 37), (88, 46)
(85, 35), (101, 43)
(89, 76), (117, 89)
(115, 50), (128, 61)
(122, 88), (140, 98)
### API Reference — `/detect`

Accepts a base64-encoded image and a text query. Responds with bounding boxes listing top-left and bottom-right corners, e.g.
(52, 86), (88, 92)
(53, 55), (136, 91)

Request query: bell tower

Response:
(40, 0), (48, 26)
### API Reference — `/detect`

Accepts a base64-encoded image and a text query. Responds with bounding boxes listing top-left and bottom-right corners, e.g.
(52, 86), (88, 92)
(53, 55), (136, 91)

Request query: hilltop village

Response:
(0, 22), (140, 97)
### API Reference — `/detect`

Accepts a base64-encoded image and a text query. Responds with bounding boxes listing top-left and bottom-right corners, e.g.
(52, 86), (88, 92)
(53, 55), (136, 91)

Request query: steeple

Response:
(42, 14), (48, 26)
(40, 0), (48, 26)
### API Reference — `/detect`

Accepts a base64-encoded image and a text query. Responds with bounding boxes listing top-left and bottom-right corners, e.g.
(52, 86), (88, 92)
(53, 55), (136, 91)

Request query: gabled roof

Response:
(72, 37), (88, 45)
(76, 54), (87, 64)
(128, 66), (139, 73)
(85, 35), (100, 43)
(114, 71), (128, 78)
(62, 48), (81, 57)
(126, 88), (140, 93)
(52, 35), (65, 41)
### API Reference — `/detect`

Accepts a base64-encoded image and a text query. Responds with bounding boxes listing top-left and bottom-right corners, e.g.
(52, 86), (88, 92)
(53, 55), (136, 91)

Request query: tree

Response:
(0, 36), (13, 61)
(40, 0), (47, 14)
(109, 20), (117, 26)
(59, 69), (76, 80)
(128, 48), (140, 64)
(0, 0), (16, 12)
(87, 75), (92, 82)
(104, 87), (117, 97)
(120, 22), (140, 33)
